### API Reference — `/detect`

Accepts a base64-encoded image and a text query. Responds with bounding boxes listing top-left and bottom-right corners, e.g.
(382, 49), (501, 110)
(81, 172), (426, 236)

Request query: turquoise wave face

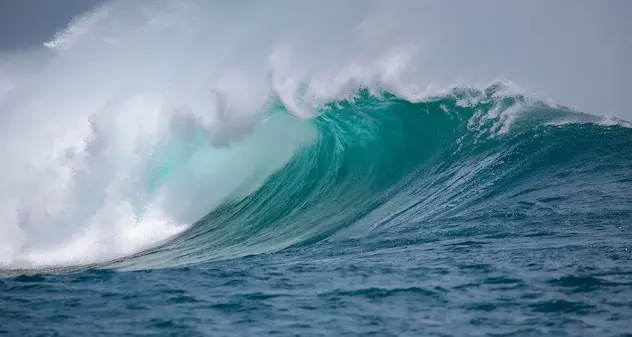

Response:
(108, 86), (632, 270)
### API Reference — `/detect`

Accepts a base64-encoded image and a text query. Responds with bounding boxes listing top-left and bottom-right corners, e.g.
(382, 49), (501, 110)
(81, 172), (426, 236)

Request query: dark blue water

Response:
(2, 88), (632, 336)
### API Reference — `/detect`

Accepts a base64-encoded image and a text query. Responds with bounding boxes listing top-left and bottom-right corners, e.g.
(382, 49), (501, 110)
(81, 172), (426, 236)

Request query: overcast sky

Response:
(0, 0), (103, 49)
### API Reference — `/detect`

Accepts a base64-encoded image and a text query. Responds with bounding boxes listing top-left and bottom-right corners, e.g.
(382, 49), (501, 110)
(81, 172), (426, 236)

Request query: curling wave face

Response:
(107, 87), (632, 270)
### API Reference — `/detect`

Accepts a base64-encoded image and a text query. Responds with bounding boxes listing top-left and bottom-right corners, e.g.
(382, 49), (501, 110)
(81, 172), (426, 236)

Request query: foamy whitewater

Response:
(1, 2), (631, 335)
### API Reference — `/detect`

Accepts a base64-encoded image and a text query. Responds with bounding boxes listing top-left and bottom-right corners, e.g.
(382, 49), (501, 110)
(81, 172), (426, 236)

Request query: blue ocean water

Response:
(2, 86), (631, 336)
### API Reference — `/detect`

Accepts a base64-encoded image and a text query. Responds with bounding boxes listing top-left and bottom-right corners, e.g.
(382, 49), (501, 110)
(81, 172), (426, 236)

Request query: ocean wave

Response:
(1, 0), (630, 270)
